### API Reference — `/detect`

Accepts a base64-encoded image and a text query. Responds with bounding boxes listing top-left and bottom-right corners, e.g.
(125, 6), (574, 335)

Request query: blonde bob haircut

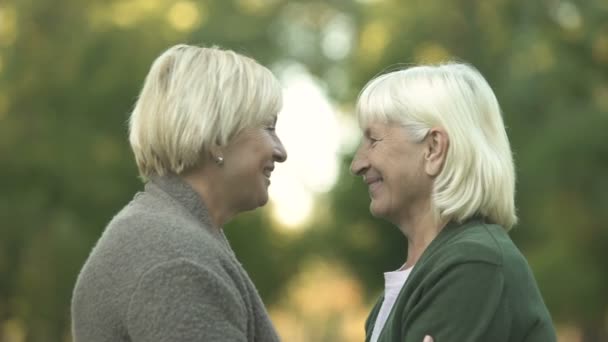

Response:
(129, 44), (282, 178)
(356, 62), (517, 230)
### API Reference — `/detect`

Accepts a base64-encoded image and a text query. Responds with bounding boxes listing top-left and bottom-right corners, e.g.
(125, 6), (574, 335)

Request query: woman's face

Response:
(350, 120), (432, 224)
(222, 116), (287, 212)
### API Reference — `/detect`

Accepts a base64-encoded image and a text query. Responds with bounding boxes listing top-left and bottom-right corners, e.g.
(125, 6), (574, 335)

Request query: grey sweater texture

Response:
(71, 175), (280, 342)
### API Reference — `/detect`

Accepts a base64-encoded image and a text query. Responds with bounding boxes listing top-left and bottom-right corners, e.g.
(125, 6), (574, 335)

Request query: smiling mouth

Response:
(263, 167), (274, 182)
(368, 179), (381, 187)
(364, 176), (382, 195)
(364, 174), (382, 185)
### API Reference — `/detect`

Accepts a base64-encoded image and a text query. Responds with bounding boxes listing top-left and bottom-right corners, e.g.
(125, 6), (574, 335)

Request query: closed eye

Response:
(364, 128), (381, 146)
(368, 136), (380, 146)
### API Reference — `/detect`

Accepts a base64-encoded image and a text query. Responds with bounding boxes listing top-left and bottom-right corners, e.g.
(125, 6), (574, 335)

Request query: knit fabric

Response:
(365, 218), (557, 342)
(71, 174), (280, 342)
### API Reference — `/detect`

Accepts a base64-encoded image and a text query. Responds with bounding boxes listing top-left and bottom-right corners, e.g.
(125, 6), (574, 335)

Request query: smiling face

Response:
(222, 116), (287, 212)
(350, 120), (434, 225)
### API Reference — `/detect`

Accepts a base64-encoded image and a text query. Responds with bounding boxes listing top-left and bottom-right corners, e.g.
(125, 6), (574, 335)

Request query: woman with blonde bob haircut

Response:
(72, 44), (286, 342)
(351, 62), (556, 342)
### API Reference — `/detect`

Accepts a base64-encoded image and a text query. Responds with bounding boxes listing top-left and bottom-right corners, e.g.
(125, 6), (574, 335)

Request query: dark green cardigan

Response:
(365, 219), (557, 342)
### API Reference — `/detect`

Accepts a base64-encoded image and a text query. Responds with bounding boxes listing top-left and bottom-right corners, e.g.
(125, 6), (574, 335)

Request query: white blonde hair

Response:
(129, 44), (282, 178)
(356, 62), (517, 229)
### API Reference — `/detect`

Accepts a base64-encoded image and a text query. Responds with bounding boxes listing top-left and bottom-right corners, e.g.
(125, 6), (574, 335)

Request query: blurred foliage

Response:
(0, 0), (607, 341)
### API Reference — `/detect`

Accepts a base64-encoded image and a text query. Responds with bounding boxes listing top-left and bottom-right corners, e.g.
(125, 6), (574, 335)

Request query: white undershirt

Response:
(370, 265), (414, 342)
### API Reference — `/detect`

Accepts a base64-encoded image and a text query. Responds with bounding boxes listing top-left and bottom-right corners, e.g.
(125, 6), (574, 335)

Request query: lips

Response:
(363, 174), (382, 196)
(365, 175), (380, 185)
(263, 166), (274, 182)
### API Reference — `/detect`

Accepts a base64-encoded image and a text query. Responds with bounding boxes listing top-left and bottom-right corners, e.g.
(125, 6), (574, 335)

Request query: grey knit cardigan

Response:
(71, 175), (280, 342)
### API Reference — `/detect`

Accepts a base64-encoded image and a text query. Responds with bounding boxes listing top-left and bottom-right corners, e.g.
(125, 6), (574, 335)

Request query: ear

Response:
(208, 144), (224, 165)
(424, 128), (449, 177)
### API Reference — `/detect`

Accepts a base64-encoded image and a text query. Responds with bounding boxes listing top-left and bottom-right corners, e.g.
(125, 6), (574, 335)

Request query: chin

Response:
(369, 202), (387, 218)
(241, 193), (269, 212)
(257, 191), (269, 207)
(258, 197), (269, 207)
(369, 202), (380, 217)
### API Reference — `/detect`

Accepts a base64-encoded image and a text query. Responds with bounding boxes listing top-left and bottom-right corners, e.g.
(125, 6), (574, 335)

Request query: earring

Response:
(215, 156), (224, 166)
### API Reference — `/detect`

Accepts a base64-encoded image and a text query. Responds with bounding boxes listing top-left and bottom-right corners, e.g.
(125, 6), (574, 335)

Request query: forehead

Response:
(362, 119), (393, 135)
(362, 120), (417, 145)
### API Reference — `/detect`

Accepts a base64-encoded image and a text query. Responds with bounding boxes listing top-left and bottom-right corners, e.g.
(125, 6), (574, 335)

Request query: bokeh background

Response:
(1, 0), (607, 341)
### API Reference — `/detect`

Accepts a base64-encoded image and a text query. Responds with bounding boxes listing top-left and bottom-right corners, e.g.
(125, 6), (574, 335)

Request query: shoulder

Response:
(86, 191), (231, 281)
(125, 258), (249, 340)
(402, 223), (510, 315)
(431, 222), (513, 267)
(130, 258), (241, 300)
(410, 221), (533, 293)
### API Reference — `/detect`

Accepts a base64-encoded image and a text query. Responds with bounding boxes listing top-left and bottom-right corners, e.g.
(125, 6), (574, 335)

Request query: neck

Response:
(182, 168), (235, 228)
(398, 207), (448, 269)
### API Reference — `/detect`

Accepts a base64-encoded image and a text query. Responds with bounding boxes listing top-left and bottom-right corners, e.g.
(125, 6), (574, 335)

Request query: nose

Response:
(273, 136), (287, 163)
(350, 144), (369, 176)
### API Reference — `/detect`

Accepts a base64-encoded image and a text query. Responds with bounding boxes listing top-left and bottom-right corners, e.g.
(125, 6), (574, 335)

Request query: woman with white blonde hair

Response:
(71, 44), (286, 341)
(351, 63), (556, 341)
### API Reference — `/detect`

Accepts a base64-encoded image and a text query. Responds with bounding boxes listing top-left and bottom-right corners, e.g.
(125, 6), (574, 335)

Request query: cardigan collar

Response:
(145, 173), (217, 231)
